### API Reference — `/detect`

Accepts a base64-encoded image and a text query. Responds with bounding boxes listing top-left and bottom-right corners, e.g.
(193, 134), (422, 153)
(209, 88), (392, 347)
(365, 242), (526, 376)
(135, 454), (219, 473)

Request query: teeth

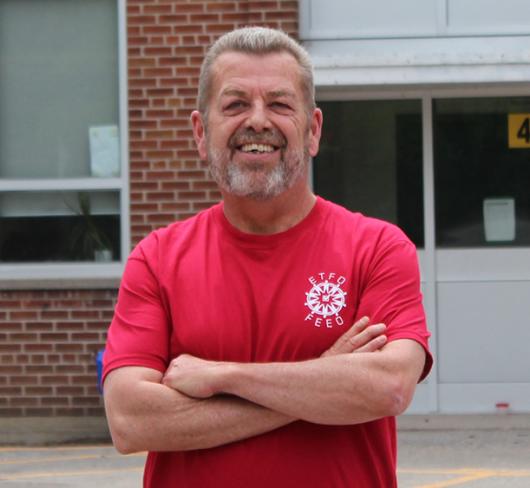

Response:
(240, 143), (275, 153)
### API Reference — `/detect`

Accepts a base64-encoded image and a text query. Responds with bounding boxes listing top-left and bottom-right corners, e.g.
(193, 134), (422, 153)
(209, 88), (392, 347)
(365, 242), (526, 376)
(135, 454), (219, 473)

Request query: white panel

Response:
(439, 384), (530, 413)
(436, 249), (530, 281)
(404, 383), (433, 414)
(448, 0), (530, 35)
(301, 0), (438, 39)
(437, 281), (530, 383)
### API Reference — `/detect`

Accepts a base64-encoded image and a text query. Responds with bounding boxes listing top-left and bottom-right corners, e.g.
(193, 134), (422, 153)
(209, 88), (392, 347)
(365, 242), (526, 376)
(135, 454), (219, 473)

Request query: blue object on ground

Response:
(96, 349), (105, 394)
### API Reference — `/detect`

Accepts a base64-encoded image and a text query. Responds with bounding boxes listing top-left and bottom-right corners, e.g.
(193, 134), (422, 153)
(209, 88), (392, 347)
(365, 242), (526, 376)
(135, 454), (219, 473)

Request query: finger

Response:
(322, 316), (370, 357)
(323, 321), (387, 357)
(324, 316), (369, 354)
(341, 323), (386, 352)
(353, 334), (387, 353)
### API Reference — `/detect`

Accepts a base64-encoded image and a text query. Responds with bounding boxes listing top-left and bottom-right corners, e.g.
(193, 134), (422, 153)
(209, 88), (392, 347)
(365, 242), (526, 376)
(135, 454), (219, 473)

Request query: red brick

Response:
(159, 14), (188, 24)
(57, 386), (85, 395)
(143, 4), (173, 14)
(10, 311), (38, 320)
(143, 25), (173, 35)
(42, 397), (69, 406)
(0, 344), (22, 353)
(55, 344), (84, 353)
(25, 408), (54, 416)
(9, 376), (39, 386)
(0, 365), (23, 375)
(174, 3), (204, 13)
(40, 333), (68, 342)
(55, 408), (85, 416)
(206, 2), (237, 12)
(128, 15), (157, 25)
(0, 408), (23, 416)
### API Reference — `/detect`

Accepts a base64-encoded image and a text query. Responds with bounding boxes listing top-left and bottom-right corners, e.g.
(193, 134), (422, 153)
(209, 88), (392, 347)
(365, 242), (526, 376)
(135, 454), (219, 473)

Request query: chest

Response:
(164, 239), (365, 362)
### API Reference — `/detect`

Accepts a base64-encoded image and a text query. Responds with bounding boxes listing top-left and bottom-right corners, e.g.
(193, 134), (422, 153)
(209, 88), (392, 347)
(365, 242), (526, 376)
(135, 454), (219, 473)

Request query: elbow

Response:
(106, 413), (142, 455)
(382, 378), (415, 417)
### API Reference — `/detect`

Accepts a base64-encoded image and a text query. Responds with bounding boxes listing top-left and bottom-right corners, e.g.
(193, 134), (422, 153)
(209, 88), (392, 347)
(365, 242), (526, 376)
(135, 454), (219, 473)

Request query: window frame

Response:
(0, 0), (129, 289)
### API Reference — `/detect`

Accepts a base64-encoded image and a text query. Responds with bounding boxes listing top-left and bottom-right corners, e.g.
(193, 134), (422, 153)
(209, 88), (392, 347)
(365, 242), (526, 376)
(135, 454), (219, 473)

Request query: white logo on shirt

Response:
(304, 273), (347, 328)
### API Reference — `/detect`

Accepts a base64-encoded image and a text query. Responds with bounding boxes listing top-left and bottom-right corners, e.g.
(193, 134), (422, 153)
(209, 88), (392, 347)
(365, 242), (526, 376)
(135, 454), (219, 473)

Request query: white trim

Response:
(421, 96), (439, 413)
(118, 0), (130, 265)
(0, 178), (122, 192)
(298, 0), (312, 40)
(307, 35), (530, 87)
(0, 261), (123, 282)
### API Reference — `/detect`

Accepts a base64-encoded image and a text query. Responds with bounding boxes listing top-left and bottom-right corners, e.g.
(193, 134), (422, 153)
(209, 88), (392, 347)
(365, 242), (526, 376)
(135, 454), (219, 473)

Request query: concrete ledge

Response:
(398, 414), (530, 431)
(0, 417), (111, 445)
(2, 414), (529, 445)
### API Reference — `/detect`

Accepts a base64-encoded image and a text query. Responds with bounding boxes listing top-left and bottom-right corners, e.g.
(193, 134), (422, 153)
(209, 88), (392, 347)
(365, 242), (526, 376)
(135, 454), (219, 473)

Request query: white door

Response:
(432, 94), (530, 413)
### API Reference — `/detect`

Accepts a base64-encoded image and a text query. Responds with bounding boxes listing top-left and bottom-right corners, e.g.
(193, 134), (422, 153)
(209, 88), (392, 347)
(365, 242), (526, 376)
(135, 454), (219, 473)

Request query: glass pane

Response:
(0, 191), (121, 262)
(0, 0), (119, 179)
(314, 100), (424, 247)
(434, 97), (530, 247)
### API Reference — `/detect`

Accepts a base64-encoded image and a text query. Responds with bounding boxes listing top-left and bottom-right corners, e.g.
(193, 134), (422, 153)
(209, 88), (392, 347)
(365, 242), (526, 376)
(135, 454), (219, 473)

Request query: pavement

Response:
(1, 417), (529, 487)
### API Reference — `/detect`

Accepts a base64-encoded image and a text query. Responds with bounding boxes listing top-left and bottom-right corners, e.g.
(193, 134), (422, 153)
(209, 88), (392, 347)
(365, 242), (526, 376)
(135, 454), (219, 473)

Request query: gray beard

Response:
(208, 146), (309, 201)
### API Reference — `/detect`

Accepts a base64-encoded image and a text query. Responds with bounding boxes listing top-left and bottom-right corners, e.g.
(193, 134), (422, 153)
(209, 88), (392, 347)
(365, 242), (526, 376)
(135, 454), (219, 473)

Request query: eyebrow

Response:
(268, 90), (296, 100)
(220, 88), (296, 99)
(220, 88), (247, 98)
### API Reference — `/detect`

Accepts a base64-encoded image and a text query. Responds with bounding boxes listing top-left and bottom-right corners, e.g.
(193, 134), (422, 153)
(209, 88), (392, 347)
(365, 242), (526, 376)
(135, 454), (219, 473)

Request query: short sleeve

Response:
(103, 236), (170, 382)
(355, 237), (433, 381)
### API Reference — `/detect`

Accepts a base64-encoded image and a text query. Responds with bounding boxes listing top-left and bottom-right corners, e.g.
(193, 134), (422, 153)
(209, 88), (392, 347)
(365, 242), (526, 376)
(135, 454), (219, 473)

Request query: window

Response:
(314, 100), (424, 247)
(0, 0), (127, 279)
(434, 96), (530, 247)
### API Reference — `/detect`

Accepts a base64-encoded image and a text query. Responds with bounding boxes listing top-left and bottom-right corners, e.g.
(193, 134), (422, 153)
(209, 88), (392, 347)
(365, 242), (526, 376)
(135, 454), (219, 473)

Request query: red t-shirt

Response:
(104, 197), (432, 488)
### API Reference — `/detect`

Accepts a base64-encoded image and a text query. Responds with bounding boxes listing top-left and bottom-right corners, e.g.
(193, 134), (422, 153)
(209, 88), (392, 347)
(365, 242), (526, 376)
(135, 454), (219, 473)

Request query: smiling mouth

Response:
(238, 143), (278, 154)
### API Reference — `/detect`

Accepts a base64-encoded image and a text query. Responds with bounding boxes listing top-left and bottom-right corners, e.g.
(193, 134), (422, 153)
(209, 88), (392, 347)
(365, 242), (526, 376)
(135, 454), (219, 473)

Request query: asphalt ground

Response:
(1, 429), (529, 487)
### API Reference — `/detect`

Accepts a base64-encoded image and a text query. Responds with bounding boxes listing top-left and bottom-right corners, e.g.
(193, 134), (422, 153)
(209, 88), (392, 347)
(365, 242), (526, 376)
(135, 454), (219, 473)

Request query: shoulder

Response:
(321, 198), (414, 250)
(132, 203), (220, 259)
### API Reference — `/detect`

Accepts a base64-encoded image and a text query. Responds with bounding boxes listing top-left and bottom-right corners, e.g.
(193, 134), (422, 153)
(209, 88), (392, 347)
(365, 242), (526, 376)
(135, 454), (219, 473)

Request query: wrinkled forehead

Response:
(209, 51), (305, 97)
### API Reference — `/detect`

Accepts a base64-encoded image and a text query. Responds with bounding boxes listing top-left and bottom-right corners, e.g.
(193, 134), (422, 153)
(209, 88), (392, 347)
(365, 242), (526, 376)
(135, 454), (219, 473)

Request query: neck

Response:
(221, 180), (317, 235)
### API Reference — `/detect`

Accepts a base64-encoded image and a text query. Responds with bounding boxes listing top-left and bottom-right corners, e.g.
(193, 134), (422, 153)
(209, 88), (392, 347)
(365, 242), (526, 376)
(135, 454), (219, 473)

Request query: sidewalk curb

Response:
(398, 414), (530, 431)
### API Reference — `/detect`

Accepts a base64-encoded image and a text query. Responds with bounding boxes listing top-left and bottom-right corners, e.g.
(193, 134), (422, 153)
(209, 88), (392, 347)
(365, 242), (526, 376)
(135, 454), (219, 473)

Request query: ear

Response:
(308, 108), (323, 158)
(191, 110), (208, 160)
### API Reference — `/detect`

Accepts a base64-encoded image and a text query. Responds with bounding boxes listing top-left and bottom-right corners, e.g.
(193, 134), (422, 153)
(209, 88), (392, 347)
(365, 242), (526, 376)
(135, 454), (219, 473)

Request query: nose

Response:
(244, 101), (272, 132)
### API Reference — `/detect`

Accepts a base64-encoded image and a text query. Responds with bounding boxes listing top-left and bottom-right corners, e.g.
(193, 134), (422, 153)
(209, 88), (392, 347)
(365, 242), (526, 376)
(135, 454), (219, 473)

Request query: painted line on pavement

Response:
(0, 453), (146, 466)
(399, 468), (530, 488)
(0, 466), (143, 481)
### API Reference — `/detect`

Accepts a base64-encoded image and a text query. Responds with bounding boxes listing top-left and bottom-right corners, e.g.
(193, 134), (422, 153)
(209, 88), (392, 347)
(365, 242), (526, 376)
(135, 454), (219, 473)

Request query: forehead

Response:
(210, 51), (303, 97)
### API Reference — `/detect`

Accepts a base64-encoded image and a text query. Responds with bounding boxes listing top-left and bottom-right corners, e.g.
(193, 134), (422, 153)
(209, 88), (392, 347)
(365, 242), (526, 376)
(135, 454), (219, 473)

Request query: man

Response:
(103, 27), (432, 487)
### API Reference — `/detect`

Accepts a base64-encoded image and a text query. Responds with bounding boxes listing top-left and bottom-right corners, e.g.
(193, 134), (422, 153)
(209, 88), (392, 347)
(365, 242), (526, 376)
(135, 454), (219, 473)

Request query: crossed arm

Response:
(104, 318), (426, 454)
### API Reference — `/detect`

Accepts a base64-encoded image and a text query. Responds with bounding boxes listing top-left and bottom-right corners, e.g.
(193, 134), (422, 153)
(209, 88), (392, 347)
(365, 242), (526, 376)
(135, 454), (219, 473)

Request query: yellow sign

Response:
(508, 113), (530, 148)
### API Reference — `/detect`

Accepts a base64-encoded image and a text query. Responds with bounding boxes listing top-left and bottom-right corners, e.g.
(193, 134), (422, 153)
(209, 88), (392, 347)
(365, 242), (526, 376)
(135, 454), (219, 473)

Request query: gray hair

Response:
(197, 27), (315, 117)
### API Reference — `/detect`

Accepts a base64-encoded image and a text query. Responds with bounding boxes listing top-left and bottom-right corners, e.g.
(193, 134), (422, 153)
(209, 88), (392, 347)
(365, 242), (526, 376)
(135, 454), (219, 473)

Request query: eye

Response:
(224, 100), (247, 113)
(271, 101), (293, 112)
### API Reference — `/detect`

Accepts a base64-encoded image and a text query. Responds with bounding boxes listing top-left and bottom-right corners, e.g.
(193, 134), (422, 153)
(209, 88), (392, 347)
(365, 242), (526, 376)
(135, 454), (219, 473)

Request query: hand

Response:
(162, 354), (224, 399)
(321, 316), (386, 358)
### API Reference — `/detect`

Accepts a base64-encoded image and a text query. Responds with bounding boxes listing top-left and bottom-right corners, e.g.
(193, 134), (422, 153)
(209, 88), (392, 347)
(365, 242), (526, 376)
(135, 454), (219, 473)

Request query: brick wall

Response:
(128, 0), (299, 244)
(0, 290), (115, 417)
(0, 0), (299, 421)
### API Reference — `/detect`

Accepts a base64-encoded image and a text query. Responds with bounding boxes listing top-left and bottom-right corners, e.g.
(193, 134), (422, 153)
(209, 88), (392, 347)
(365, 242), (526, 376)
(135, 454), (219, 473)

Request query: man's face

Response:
(192, 51), (322, 200)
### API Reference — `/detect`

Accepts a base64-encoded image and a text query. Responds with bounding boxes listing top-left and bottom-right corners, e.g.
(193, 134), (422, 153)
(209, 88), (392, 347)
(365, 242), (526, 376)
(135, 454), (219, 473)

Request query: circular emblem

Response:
(305, 280), (347, 318)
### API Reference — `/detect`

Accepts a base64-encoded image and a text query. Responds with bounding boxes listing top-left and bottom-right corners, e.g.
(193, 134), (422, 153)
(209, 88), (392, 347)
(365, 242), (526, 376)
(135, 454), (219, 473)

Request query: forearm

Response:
(217, 355), (395, 424)
(104, 368), (294, 454)
(215, 341), (424, 425)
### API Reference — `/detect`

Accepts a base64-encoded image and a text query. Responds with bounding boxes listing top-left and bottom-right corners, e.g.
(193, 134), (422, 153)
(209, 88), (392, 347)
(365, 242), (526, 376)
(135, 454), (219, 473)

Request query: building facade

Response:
(0, 0), (298, 440)
(1, 0), (529, 441)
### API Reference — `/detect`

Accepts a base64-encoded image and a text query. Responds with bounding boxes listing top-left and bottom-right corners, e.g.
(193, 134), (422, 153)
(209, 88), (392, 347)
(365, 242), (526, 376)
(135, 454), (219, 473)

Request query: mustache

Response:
(228, 127), (286, 148)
